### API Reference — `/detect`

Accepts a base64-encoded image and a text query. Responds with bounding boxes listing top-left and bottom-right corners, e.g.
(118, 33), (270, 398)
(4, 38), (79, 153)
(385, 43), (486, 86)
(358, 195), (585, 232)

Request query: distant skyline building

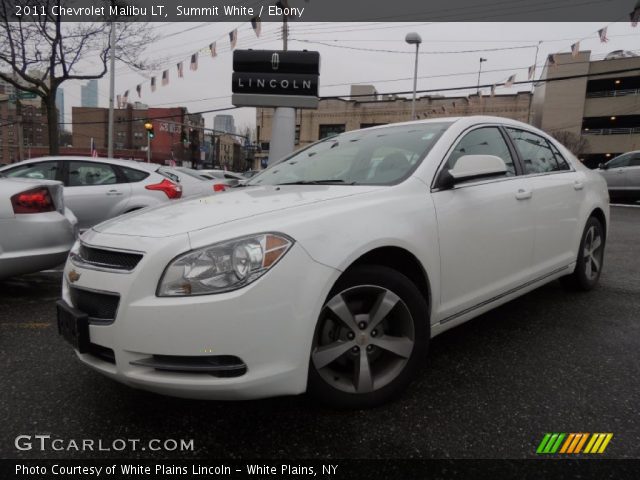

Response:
(81, 79), (98, 107)
(55, 88), (65, 126)
(213, 114), (236, 134)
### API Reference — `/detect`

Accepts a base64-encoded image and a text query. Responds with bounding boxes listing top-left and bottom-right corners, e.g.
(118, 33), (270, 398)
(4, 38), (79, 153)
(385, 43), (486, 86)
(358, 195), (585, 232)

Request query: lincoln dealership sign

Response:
(232, 50), (320, 108)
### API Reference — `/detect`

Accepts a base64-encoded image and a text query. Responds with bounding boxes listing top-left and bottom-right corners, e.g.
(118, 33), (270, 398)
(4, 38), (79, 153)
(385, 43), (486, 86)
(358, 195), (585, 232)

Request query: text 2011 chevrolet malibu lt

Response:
(57, 117), (609, 408)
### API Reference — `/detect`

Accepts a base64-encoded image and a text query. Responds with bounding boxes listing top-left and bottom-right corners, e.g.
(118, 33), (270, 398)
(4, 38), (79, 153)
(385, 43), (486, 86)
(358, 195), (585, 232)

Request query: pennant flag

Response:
(598, 27), (609, 42)
(528, 65), (535, 80)
(631, 2), (640, 26)
(209, 42), (217, 58)
(251, 17), (261, 37)
(548, 54), (557, 67)
(505, 74), (516, 88)
(162, 70), (169, 86)
(190, 53), (198, 71)
(177, 62), (184, 78)
(571, 42), (580, 58)
(151, 77), (156, 92)
(229, 29), (238, 50)
(136, 84), (142, 97)
(490, 84), (496, 97)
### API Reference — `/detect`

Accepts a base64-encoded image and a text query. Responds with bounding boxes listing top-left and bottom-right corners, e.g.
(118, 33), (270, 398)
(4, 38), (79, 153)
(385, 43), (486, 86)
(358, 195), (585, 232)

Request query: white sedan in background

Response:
(57, 116), (609, 408)
(0, 175), (77, 279)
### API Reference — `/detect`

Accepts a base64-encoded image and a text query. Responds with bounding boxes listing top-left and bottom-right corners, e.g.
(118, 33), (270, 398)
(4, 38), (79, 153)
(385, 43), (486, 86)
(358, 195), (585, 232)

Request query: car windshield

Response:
(247, 122), (452, 187)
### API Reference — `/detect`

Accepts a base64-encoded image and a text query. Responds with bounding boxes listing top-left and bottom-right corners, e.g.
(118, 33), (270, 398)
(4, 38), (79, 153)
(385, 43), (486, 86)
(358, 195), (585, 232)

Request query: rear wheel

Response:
(307, 265), (429, 408)
(561, 216), (605, 291)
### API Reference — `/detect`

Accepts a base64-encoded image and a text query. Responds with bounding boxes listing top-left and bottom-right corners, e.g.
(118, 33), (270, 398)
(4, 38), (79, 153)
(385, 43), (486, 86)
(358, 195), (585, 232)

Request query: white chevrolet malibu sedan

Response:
(57, 117), (609, 408)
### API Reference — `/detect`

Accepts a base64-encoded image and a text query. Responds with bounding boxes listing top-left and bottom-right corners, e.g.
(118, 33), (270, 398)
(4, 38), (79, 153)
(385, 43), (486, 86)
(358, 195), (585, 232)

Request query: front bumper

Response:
(61, 235), (339, 400)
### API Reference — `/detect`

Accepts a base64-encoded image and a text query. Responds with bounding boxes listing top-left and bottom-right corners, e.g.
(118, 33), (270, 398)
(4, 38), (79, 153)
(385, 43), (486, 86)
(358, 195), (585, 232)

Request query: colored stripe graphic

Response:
(537, 433), (613, 454)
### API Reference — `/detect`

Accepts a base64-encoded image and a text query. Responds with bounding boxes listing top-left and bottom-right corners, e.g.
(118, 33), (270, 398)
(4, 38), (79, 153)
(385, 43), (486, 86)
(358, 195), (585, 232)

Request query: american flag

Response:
(162, 70), (169, 86)
(548, 54), (557, 67)
(251, 17), (261, 37)
(571, 42), (580, 58)
(177, 62), (184, 78)
(490, 84), (496, 97)
(598, 27), (609, 43)
(209, 42), (217, 58)
(229, 29), (238, 50)
(90, 138), (97, 157)
(190, 53), (198, 71)
(504, 74), (516, 88)
(150, 77), (156, 92)
(136, 84), (142, 97)
(528, 65), (535, 80)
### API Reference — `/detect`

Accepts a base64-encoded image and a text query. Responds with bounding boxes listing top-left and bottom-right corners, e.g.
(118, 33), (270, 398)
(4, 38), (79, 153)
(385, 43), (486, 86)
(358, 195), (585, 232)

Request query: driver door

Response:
(431, 126), (536, 321)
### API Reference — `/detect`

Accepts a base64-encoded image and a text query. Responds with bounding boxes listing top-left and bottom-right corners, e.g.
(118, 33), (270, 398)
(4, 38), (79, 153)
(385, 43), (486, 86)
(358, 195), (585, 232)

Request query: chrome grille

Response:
(78, 245), (143, 271)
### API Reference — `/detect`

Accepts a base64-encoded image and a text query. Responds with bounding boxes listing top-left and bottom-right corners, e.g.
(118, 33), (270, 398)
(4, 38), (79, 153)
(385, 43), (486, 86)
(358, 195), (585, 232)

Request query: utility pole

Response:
(107, 22), (116, 158)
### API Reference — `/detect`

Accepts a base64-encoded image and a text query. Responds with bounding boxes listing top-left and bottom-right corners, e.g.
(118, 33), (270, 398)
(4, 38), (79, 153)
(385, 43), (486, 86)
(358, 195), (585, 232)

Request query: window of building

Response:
(319, 124), (346, 139)
(506, 128), (569, 174)
(446, 127), (515, 176)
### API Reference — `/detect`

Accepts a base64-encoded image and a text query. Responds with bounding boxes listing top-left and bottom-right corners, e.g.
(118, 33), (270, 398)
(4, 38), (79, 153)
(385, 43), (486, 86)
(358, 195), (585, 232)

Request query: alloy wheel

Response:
(311, 285), (415, 394)
(583, 225), (603, 281)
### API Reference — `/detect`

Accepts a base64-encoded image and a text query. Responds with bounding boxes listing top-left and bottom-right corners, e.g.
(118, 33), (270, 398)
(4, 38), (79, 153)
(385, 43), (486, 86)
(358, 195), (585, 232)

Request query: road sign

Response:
(18, 92), (37, 99)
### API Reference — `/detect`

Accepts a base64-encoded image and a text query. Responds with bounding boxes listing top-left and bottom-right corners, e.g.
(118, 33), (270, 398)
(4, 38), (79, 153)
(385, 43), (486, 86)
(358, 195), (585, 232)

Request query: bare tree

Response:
(551, 130), (589, 157)
(0, 0), (155, 155)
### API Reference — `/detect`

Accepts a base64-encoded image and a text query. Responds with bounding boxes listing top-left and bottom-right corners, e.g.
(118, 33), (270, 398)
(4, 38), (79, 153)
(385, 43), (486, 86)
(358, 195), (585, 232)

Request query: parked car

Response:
(198, 169), (245, 187)
(0, 157), (182, 230)
(597, 150), (640, 201)
(159, 167), (228, 195)
(57, 117), (609, 408)
(1, 175), (77, 279)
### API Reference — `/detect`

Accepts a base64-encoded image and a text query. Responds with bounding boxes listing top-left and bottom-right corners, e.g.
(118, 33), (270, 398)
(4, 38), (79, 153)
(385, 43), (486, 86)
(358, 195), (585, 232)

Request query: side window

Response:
(607, 154), (630, 168)
(120, 166), (150, 182)
(4, 161), (58, 180)
(629, 154), (640, 167)
(507, 128), (566, 174)
(446, 127), (515, 176)
(68, 161), (119, 187)
(548, 142), (571, 171)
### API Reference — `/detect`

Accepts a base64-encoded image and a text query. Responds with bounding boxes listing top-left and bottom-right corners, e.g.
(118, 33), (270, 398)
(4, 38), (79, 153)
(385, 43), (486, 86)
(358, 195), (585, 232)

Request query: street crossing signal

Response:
(144, 121), (155, 139)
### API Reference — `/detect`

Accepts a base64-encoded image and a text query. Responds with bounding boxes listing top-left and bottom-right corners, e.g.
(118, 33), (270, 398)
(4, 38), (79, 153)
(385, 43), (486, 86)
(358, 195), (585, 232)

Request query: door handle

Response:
(106, 190), (123, 196)
(573, 180), (584, 191)
(515, 188), (532, 200)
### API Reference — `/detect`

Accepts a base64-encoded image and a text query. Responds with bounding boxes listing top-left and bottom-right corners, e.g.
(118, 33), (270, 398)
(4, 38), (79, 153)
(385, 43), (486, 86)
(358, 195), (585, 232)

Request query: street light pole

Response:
(476, 57), (487, 95)
(405, 32), (422, 121)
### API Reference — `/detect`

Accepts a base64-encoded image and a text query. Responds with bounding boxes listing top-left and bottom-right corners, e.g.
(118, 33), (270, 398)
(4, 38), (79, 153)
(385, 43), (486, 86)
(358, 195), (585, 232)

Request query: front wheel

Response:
(307, 265), (429, 409)
(561, 216), (605, 291)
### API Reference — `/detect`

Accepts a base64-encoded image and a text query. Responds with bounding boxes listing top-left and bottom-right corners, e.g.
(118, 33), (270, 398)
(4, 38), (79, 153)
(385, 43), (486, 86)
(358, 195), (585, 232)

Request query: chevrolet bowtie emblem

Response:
(68, 270), (81, 284)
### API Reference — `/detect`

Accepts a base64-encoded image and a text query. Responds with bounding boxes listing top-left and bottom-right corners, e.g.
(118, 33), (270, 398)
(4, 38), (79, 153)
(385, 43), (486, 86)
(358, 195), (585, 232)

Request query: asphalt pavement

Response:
(1, 206), (639, 460)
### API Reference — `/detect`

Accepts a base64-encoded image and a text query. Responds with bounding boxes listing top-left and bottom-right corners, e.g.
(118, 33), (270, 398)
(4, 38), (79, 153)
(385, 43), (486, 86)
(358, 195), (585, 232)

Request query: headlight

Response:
(157, 233), (294, 296)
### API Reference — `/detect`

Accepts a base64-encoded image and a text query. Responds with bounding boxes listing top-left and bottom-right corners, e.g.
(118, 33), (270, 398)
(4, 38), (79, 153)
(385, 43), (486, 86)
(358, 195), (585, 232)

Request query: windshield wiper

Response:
(275, 179), (357, 186)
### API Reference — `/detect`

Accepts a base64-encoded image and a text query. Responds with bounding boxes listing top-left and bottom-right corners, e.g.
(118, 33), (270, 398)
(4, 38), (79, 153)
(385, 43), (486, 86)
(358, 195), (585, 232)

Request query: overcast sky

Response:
(60, 22), (640, 135)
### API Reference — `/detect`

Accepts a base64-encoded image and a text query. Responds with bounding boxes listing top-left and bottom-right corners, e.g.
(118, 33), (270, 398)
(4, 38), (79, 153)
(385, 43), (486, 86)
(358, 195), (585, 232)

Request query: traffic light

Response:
(144, 121), (155, 139)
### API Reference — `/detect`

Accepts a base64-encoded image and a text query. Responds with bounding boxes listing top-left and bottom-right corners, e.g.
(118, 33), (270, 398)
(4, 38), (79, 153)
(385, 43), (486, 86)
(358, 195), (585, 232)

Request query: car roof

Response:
(0, 156), (160, 173)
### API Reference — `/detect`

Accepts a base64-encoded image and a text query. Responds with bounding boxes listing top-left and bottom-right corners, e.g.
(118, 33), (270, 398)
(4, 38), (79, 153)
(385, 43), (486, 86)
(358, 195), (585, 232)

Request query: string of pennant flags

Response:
(117, 3), (640, 106)
(116, 18), (261, 107)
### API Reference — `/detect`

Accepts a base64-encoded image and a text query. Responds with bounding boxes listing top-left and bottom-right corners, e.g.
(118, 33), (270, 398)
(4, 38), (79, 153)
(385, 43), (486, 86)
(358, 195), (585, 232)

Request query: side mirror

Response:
(598, 163), (608, 170)
(438, 154), (507, 189)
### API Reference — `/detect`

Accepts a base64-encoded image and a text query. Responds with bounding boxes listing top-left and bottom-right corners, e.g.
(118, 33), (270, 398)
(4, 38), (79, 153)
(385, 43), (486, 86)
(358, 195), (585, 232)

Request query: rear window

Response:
(120, 166), (150, 182)
(157, 168), (180, 183)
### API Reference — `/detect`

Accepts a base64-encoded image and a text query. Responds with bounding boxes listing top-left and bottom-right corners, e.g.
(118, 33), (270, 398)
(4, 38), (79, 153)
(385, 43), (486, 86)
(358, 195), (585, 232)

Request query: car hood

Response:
(92, 185), (380, 238)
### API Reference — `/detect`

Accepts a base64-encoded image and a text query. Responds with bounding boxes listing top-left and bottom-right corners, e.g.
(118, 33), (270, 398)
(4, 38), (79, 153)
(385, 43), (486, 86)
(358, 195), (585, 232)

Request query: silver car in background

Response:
(598, 151), (640, 201)
(160, 167), (229, 195)
(0, 157), (183, 230)
(0, 175), (77, 279)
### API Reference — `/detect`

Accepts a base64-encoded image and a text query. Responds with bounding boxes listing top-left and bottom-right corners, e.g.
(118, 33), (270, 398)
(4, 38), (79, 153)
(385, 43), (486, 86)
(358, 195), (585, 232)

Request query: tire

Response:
(307, 265), (429, 409)
(561, 216), (605, 291)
